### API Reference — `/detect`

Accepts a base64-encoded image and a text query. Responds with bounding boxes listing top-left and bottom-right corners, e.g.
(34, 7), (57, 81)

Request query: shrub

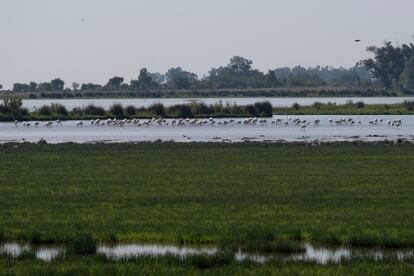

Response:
(312, 101), (324, 109)
(254, 101), (273, 117)
(355, 101), (365, 108)
(148, 103), (166, 117)
(403, 100), (414, 111)
(110, 103), (125, 118)
(244, 104), (257, 116)
(292, 102), (300, 110)
(125, 105), (137, 116)
(190, 102), (212, 115)
(169, 104), (193, 118)
(83, 104), (106, 116)
(51, 103), (68, 116)
(39, 105), (52, 116)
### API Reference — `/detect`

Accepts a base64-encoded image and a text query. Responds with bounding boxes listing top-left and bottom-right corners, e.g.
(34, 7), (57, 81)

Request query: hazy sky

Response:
(1, 0), (413, 89)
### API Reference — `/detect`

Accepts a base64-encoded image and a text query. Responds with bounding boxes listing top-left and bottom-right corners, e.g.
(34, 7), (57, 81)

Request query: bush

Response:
(403, 100), (414, 111)
(355, 101), (365, 108)
(148, 103), (166, 117)
(110, 103), (125, 118)
(190, 102), (212, 115)
(51, 103), (68, 116)
(244, 104), (257, 116)
(169, 104), (193, 118)
(83, 104), (106, 116)
(254, 101), (273, 117)
(312, 101), (324, 109)
(292, 102), (300, 110)
(71, 233), (97, 255)
(39, 105), (52, 116)
(125, 105), (137, 116)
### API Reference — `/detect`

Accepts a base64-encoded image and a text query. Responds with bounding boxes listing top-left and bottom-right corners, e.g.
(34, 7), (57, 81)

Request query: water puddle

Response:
(0, 243), (64, 261)
(1, 242), (413, 264)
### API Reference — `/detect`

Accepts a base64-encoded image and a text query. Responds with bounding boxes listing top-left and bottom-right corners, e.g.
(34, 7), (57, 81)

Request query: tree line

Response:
(1, 41), (413, 94)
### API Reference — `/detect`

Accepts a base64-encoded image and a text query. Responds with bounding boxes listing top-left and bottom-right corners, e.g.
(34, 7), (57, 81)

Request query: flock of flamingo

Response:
(13, 117), (403, 130)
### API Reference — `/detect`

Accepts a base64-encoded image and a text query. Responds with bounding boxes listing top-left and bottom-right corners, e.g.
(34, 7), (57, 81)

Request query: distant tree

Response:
(37, 82), (53, 92)
(51, 78), (65, 91)
(401, 55), (414, 92)
(149, 72), (165, 85)
(106, 76), (124, 91)
(265, 70), (279, 87)
(204, 56), (267, 89)
(72, 82), (80, 91)
(228, 56), (253, 73)
(81, 83), (102, 91)
(29, 81), (37, 92)
(120, 83), (130, 90)
(363, 42), (414, 88)
(0, 84), (3, 91)
(138, 68), (152, 87)
(165, 67), (198, 89)
(13, 83), (31, 92)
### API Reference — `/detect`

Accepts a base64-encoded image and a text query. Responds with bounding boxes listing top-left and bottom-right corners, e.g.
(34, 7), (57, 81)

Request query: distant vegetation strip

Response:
(1, 97), (414, 122)
(0, 97), (274, 121)
(0, 86), (390, 99)
(274, 100), (414, 115)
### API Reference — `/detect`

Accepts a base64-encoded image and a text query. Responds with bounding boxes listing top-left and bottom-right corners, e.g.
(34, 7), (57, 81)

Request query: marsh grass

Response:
(1, 142), (414, 249)
(70, 233), (97, 255)
(274, 101), (414, 115)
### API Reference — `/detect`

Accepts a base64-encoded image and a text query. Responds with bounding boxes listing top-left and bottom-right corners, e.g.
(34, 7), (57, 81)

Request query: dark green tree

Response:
(137, 68), (154, 89)
(72, 82), (80, 91)
(51, 78), (65, 91)
(37, 82), (53, 91)
(363, 42), (414, 88)
(402, 55), (414, 92)
(165, 67), (198, 89)
(228, 56), (253, 73)
(29, 81), (37, 91)
(106, 77), (124, 91)
(265, 70), (279, 87)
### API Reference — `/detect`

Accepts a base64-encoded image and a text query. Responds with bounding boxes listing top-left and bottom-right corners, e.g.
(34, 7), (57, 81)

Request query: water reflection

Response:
(1, 242), (413, 264)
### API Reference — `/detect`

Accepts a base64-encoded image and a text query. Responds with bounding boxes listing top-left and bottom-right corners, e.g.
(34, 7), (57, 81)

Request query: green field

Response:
(1, 142), (414, 273)
(273, 102), (414, 115)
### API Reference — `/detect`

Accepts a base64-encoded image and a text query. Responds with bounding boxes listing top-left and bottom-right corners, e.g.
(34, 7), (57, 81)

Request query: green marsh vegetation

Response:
(1, 254), (414, 275)
(0, 97), (273, 121)
(274, 100), (414, 115)
(1, 142), (414, 273)
(0, 142), (413, 247)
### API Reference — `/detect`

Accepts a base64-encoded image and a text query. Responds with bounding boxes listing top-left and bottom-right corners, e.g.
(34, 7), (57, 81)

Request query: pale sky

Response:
(1, 0), (413, 89)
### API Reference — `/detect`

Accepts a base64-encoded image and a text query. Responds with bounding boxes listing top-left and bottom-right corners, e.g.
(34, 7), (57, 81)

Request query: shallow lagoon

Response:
(0, 115), (413, 143)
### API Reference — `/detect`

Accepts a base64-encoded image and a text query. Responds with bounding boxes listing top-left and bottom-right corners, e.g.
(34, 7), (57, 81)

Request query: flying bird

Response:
(354, 39), (361, 42)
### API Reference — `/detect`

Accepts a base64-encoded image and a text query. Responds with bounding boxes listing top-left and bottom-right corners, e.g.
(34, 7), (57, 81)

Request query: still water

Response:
(1, 242), (413, 264)
(22, 97), (414, 111)
(0, 115), (413, 143)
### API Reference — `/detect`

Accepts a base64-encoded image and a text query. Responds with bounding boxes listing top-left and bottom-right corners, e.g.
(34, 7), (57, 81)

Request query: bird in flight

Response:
(354, 39), (361, 42)
(82, 18), (85, 22)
